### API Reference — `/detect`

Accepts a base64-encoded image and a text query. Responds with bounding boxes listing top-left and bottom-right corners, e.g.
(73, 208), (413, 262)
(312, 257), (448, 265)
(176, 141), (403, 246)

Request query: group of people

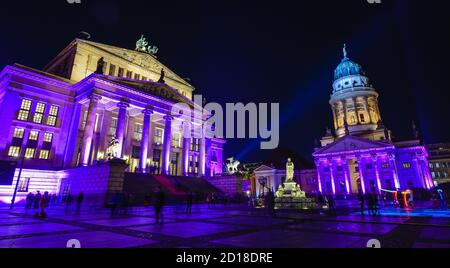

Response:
(25, 191), (51, 218)
(206, 192), (218, 208)
(109, 192), (134, 216)
(358, 192), (380, 216)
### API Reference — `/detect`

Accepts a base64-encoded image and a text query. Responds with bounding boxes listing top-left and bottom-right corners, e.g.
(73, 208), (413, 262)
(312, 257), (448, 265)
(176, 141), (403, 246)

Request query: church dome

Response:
(334, 45), (365, 80)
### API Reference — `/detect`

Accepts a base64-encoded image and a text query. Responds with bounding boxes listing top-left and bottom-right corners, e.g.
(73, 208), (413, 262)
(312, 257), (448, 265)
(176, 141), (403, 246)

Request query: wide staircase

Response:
(123, 173), (222, 205)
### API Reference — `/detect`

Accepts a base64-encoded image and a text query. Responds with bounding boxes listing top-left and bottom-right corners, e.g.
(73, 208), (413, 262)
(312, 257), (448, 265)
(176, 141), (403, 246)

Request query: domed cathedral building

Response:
(313, 45), (433, 196)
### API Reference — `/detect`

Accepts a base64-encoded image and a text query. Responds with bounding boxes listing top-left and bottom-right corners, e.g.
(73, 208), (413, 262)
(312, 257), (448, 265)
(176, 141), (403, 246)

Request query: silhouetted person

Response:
(206, 193), (212, 208)
(76, 192), (84, 213)
(265, 189), (276, 217)
(373, 192), (380, 216)
(154, 187), (165, 224)
(65, 194), (73, 212)
(25, 192), (34, 210)
(327, 194), (336, 215)
(358, 192), (365, 215)
(39, 192), (49, 218)
(110, 193), (121, 217)
(33, 191), (41, 210)
(397, 190), (405, 208)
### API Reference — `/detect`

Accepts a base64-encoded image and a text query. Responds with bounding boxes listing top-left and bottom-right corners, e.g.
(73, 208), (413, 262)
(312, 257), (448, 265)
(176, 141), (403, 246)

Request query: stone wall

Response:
(205, 175), (242, 195)
(64, 159), (127, 207)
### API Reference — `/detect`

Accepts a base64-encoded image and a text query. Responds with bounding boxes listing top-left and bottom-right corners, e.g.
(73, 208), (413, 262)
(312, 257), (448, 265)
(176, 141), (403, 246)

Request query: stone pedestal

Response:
(275, 180), (317, 210)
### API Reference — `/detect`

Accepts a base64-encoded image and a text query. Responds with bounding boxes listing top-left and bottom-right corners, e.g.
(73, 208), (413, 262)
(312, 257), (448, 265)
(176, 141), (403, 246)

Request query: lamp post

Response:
(10, 147), (26, 210)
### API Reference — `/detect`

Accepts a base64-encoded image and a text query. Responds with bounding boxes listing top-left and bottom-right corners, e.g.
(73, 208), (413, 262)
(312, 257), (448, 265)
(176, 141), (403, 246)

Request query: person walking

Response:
(358, 192), (365, 215)
(39, 192), (50, 218)
(25, 192), (34, 210)
(327, 193), (336, 215)
(438, 189), (447, 209)
(373, 192), (380, 216)
(154, 186), (165, 224)
(366, 192), (374, 216)
(76, 192), (84, 214)
(265, 189), (276, 217)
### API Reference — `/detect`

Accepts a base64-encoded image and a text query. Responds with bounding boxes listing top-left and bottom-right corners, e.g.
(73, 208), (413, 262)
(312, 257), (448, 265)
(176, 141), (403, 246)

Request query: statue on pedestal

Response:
(286, 158), (294, 182)
(106, 137), (120, 160)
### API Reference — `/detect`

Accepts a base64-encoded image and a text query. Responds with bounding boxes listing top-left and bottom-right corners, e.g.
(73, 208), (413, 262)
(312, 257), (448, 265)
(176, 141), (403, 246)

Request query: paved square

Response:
(0, 231), (156, 248)
(0, 203), (449, 248)
(129, 222), (245, 238)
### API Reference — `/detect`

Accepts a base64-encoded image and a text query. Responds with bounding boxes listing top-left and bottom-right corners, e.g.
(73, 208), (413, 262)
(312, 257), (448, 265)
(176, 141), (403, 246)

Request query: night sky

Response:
(1, 0), (449, 163)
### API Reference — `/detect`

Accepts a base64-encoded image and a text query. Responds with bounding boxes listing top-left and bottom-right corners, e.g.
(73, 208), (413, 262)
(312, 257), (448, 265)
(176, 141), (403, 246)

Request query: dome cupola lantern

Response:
(329, 45), (385, 140)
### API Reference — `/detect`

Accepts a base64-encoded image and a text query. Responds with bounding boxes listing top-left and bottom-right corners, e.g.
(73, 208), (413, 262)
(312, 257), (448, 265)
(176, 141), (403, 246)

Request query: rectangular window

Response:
(336, 166), (343, 171)
(109, 118), (118, 135)
(18, 177), (30, 192)
(47, 105), (59, 126)
(33, 102), (46, 124)
(8, 146), (21, 157)
(432, 172), (436, 178)
(39, 150), (50, 160)
(172, 133), (181, 148)
(118, 67), (124, 77)
(108, 64), (116, 76)
(366, 164), (373, 170)
(436, 163), (441, 168)
(190, 138), (199, 152)
(43, 132), (53, 143)
(382, 163), (390, 169)
(126, 70), (133, 78)
(24, 148), (36, 159)
(142, 76), (147, 81)
(134, 73), (140, 80)
(134, 124), (143, 141)
(28, 130), (39, 141)
(154, 128), (164, 145)
(403, 162), (411, 169)
(17, 99), (32, 121)
(13, 128), (24, 139)
(359, 113), (365, 123)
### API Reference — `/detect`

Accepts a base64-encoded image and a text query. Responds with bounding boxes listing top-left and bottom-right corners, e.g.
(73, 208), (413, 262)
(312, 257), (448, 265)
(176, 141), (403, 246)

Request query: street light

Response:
(10, 146), (26, 210)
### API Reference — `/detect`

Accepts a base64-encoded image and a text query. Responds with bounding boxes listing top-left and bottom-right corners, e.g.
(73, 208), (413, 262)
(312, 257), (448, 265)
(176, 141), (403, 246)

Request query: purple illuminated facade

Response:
(0, 39), (225, 203)
(313, 47), (433, 195)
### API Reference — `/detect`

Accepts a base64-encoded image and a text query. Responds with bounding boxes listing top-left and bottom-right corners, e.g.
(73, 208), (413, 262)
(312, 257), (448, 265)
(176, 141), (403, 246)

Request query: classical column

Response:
(364, 96), (373, 124)
(161, 115), (173, 175)
(343, 157), (351, 194)
(372, 155), (382, 194)
(315, 160), (323, 193)
(329, 160), (336, 195)
(420, 157), (434, 189)
(139, 106), (153, 173)
(356, 156), (366, 194)
(198, 126), (206, 177)
(181, 121), (191, 176)
(80, 94), (101, 166)
(115, 101), (129, 158)
(389, 154), (400, 189)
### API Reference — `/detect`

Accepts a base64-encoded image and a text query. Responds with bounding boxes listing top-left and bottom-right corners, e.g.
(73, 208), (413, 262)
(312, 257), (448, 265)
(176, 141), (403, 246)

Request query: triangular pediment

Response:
(254, 164), (276, 172)
(313, 135), (394, 156)
(77, 39), (194, 90)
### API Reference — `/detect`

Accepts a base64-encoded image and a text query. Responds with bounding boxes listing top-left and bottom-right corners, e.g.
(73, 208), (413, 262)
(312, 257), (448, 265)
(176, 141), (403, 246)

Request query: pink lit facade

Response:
(313, 47), (432, 195)
(0, 39), (225, 203)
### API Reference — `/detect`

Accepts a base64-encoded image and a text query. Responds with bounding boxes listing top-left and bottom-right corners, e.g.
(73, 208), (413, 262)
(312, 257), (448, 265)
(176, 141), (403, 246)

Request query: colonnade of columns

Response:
(79, 94), (206, 176)
(316, 153), (406, 195)
(331, 96), (380, 130)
